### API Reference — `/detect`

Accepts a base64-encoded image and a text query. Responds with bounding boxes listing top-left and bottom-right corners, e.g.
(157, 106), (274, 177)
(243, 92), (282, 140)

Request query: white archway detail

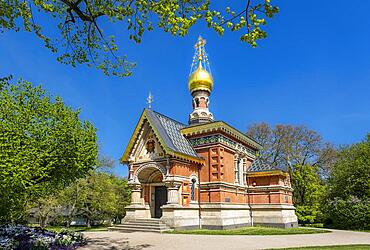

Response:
(134, 162), (166, 183)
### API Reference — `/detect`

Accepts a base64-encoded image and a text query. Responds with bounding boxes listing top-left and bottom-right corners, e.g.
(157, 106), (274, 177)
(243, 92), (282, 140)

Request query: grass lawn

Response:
(166, 226), (330, 235)
(45, 225), (108, 233)
(272, 245), (370, 250)
(354, 229), (370, 233)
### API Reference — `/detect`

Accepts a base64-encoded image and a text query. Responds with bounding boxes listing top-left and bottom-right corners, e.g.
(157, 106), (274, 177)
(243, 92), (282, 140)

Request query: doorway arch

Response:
(134, 163), (167, 218)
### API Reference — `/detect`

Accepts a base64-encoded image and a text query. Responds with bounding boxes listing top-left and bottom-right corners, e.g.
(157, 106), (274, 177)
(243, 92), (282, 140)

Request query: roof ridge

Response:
(148, 108), (187, 127)
(144, 109), (201, 159)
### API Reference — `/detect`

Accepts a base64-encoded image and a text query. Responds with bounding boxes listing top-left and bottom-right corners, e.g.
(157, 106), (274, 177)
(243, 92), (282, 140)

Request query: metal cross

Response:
(147, 92), (153, 109)
(195, 36), (206, 49)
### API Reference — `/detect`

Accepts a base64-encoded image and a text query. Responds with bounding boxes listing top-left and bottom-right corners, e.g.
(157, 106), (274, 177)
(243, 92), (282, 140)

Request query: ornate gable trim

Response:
(121, 109), (205, 165)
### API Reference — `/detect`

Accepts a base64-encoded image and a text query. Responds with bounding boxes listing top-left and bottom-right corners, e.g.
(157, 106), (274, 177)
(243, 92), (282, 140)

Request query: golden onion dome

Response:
(188, 65), (213, 94)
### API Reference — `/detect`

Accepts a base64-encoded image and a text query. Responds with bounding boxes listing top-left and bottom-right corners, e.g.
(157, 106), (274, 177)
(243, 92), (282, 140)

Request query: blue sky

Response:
(1, 1), (369, 177)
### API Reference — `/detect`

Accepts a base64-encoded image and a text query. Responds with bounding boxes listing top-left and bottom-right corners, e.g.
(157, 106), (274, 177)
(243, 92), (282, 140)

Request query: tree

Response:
(57, 171), (130, 227)
(246, 123), (336, 223)
(0, 78), (98, 223)
(291, 165), (325, 224)
(111, 176), (131, 224)
(1, 0), (279, 76)
(246, 123), (337, 176)
(324, 134), (370, 229)
(27, 195), (60, 228)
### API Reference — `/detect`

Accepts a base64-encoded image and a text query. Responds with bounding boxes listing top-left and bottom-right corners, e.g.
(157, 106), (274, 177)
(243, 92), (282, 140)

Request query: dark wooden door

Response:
(154, 186), (167, 218)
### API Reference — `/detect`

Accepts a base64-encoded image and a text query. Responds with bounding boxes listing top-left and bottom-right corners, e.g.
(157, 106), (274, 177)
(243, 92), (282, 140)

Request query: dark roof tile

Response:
(145, 109), (200, 158)
(248, 158), (287, 172)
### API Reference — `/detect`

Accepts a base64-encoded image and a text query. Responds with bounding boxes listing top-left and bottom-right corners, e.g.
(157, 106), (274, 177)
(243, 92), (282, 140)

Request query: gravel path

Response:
(80, 229), (370, 250)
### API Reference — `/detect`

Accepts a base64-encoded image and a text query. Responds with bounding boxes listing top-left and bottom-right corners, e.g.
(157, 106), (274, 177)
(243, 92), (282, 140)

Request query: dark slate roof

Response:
(145, 109), (200, 159)
(248, 158), (287, 172)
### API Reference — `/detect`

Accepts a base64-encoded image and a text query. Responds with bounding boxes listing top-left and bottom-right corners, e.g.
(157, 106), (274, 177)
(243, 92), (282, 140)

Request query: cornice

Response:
(181, 121), (262, 150)
(188, 133), (257, 158)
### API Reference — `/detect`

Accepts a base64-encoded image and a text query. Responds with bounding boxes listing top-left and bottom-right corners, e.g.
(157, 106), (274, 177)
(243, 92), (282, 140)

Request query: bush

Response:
(0, 225), (87, 249)
(296, 205), (323, 225)
(324, 197), (370, 230)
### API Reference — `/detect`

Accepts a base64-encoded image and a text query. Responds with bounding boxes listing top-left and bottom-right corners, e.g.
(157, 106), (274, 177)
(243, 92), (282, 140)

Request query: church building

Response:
(118, 37), (298, 231)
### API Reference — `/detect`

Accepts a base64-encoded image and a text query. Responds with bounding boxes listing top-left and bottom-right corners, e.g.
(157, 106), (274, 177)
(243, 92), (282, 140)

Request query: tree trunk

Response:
(66, 216), (72, 228)
(86, 218), (91, 228)
(40, 216), (47, 229)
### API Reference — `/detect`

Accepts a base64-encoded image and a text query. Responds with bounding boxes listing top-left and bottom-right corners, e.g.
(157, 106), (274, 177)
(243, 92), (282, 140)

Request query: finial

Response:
(147, 92), (153, 109)
(195, 36), (206, 67)
(190, 35), (211, 75)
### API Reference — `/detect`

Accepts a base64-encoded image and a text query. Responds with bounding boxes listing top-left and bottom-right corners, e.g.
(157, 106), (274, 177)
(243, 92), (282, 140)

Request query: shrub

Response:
(324, 197), (370, 230)
(0, 225), (87, 249)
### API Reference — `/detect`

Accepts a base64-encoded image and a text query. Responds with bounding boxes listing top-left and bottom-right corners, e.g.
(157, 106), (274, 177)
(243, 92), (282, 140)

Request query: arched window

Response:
(190, 177), (197, 201)
(234, 155), (239, 184)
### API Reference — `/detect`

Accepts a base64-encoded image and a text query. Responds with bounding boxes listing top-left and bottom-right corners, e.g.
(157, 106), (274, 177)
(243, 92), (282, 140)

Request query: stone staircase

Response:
(108, 218), (172, 233)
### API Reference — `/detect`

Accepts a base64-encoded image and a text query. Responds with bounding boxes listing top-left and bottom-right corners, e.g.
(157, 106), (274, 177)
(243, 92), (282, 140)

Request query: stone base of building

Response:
(161, 204), (200, 229)
(124, 204), (151, 220)
(124, 203), (298, 229)
(160, 203), (251, 230)
(200, 203), (252, 230)
(250, 204), (298, 228)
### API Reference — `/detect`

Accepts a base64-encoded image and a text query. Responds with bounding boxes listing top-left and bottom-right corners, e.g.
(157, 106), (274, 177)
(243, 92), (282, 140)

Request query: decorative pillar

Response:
(128, 164), (134, 181)
(165, 181), (182, 205)
(129, 183), (142, 205)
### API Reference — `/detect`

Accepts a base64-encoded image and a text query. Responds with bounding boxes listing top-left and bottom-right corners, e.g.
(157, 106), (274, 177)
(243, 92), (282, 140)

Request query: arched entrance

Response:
(136, 164), (167, 218)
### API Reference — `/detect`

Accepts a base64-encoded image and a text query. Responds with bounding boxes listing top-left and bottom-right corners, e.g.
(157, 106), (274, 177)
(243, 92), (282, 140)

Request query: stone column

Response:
(165, 181), (182, 205)
(125, 182), (151, 220)
(129, 183), (142, 205)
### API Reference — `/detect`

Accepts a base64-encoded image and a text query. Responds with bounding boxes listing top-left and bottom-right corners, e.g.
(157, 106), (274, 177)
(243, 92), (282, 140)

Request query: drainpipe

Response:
(246, 174), (254, 227)
(197, 164), (202, 229)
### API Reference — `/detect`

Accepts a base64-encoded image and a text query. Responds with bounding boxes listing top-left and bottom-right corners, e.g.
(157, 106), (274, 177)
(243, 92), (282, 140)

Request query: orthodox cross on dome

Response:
(147, 92), (153, 109)
(190, 36), (212, 75)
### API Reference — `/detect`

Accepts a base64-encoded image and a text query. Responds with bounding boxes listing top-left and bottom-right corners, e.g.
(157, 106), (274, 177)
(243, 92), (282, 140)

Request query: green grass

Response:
(272, 245), (370, 250)
(45, 225), (108, 233)
(353, 229), (370, 233)
(166, 226), (330, 235)
(301, 223), (325, 228)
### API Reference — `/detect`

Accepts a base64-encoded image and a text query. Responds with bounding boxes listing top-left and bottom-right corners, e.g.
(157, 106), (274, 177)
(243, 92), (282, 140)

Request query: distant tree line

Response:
(29, 168), (131, 228)
(247, 123), (370, 230)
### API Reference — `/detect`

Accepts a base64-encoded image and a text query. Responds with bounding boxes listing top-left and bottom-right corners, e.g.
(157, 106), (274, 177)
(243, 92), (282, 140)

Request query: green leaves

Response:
(328, 134), (370, 200)
(0, 78), (98, 223)
(322, 134), (370, 230)
(58, 171), (131, 225)
(0, 0), (278, 77)
(291, 164), (326, 224)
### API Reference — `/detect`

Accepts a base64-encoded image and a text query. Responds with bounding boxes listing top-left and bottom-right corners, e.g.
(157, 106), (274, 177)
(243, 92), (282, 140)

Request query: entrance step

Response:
(108, 218), (172, 233)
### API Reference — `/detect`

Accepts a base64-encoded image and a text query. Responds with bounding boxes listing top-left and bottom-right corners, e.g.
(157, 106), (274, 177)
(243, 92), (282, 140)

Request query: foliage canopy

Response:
(324, 134), (370, 230)
(0, 77), (98, 223)
(0, 0), (278, 76)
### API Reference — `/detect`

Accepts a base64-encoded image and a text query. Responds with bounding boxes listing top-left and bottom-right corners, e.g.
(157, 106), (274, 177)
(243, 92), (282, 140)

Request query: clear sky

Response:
(1, 1), (369, 177)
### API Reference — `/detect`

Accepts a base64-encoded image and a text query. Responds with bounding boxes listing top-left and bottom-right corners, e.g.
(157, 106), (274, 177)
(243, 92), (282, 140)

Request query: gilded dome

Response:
(188, 66), (213, 94)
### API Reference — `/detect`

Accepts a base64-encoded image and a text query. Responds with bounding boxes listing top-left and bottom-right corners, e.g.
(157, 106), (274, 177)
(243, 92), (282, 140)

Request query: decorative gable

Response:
(134, 126), (165, 162)
(121, 109), (204, 165)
